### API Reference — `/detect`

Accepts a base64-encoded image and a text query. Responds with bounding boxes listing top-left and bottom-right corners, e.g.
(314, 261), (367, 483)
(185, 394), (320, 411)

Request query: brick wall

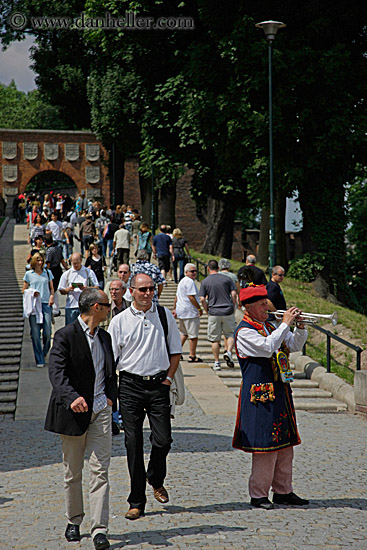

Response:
(0, 129), (110, 205)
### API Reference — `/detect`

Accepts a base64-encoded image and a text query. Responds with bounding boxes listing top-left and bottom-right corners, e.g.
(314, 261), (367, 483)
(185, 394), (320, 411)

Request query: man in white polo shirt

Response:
(172, 263), (203, 363)
(58, 253), (99, 325)
(108, 273), (181, 520)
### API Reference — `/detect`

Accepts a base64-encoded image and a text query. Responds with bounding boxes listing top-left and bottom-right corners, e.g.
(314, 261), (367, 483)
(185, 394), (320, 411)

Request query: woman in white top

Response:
(22, 253), (54, 368)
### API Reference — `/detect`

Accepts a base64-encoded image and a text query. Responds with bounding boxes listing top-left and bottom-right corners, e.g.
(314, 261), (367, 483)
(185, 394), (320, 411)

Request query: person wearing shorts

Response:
(199, 259), (237, 371)
(172, 263), (203, 362)
(152, 225), (174, 279)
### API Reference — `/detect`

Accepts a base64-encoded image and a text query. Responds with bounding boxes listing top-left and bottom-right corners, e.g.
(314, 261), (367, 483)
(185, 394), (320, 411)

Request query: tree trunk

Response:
(258, 207), (269, 267)
(158, 183), (176, 229)
(139, 174), (152, 226)
(201, 195), (236, 257)
(110, 145), (124, 207)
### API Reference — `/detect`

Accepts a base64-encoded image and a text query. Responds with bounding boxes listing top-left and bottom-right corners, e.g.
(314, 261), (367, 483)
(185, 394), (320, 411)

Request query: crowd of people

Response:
(17, 193), (309, 550)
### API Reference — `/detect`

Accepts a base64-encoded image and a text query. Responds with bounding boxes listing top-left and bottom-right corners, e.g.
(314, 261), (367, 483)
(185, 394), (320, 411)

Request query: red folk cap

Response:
(239, 284), (268, 304)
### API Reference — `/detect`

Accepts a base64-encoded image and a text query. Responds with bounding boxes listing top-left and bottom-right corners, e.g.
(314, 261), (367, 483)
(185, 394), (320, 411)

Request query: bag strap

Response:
(157, 305), (170, 358)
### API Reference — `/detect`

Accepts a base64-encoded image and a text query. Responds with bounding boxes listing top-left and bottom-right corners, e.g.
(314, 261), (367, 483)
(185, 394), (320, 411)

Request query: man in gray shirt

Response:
(199, 259), (237, 370)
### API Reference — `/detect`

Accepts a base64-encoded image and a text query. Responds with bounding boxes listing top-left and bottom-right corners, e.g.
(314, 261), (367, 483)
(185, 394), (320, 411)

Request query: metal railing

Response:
(303, 325), (363, 373)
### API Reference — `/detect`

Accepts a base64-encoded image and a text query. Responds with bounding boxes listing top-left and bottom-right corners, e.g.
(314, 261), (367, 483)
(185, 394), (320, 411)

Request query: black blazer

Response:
(44, 319), (118, 436)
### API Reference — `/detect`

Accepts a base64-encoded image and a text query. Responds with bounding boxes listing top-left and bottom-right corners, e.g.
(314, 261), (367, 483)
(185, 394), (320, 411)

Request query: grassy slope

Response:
(189, 249), (366, 385)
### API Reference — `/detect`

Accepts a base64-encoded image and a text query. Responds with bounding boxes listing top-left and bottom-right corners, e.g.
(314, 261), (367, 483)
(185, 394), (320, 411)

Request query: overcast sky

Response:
(0, 35), (36, 92)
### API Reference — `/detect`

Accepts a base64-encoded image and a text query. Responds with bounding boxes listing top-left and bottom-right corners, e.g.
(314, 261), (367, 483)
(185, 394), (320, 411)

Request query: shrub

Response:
(287, 253), (325, 282)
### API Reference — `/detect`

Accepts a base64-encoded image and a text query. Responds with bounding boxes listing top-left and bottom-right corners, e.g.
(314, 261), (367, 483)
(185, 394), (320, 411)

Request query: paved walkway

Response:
(1, 220), (367, 549)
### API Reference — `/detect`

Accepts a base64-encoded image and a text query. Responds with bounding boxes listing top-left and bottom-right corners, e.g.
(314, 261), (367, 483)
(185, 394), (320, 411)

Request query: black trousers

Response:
(119, 374), (172, 511)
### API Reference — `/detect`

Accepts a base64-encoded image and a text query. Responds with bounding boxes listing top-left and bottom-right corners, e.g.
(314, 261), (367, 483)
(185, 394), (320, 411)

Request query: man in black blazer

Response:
(45, 288), (117, 550)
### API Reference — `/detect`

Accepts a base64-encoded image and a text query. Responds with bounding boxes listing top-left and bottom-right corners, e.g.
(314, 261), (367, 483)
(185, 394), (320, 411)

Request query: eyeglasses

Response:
(95, 302), (111, 307)
(275, 273), (285, 277)
(132, 286), (155, 293)
(118, 271), (129, 274)
(188, 270), (197, 273)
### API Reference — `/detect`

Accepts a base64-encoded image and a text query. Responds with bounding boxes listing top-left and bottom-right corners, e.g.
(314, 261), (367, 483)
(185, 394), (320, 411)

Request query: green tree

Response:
(0, 80), (67, 129)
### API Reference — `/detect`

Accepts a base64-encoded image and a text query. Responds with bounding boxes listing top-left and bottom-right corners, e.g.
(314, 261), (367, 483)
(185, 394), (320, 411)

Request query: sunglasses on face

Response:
(132, 286), (155, 293)
(118, 271), (128, 274)
(95, 302), (111, 307)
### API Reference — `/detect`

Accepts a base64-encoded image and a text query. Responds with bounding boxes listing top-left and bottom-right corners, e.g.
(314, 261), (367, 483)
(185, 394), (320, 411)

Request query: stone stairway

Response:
(159, 280), (348, 412)
(0, 220), (26, 417)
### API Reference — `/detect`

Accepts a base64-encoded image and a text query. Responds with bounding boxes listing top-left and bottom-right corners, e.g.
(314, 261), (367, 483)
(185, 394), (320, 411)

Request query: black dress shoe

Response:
(250, 497), (274, 510)
(273, 492), (309, 506)
(65, 523), (81, 542)
(93, 533), (110, 550)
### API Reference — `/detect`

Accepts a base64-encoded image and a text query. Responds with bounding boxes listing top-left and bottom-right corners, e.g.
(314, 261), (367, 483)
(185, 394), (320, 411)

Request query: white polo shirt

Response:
(58, 266), (99, 308)
(108, 303), (181, 376)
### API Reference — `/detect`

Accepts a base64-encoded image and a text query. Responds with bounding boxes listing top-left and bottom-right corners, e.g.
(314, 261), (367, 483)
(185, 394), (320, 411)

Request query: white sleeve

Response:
(89, 269), (99, 286)
(236, 323), (308, 358)
(166, 307), (182, 354)
(284, 327), (308, 352)
(236, 323), (291, 358)
(58, 271), (68, 290)
(186, 278), (198, 296)
(107, 316), (121, 362)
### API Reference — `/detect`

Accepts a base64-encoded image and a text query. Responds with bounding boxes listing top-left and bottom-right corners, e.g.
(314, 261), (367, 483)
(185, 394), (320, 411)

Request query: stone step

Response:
(0, 402), (16, 413)
(0, 344), (22, 350)
(0, 358), (19, 365)
(291, 379), (319, 388)
(0, 365), (19, 373)
(292, 398), (348, 412)
(0, 383), (18, 391)
(292, 389), (333, 399)
(0, 391), (17, 402)
(0, 350), (21, 358)
(0, 338), (23, 344)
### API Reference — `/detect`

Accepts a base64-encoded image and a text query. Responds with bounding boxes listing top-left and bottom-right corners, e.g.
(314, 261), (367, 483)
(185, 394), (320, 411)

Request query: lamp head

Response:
(255, 20), (286, 43)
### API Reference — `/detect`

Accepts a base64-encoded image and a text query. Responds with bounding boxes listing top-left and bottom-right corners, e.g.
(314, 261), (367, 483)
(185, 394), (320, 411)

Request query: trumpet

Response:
(268, 310), (338, 326)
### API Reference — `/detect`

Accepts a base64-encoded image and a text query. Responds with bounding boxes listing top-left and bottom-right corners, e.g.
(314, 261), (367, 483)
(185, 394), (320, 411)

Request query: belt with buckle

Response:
(121, 370), (167, 383)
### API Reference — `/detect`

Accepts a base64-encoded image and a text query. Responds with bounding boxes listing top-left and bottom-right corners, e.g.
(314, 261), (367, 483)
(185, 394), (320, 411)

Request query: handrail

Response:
(303, 324), (363, 373)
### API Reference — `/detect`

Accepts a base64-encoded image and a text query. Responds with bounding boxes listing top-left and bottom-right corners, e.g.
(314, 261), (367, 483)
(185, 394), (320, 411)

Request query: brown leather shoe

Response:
(153, 486), (169, 503)
(125, 508), (144, 520)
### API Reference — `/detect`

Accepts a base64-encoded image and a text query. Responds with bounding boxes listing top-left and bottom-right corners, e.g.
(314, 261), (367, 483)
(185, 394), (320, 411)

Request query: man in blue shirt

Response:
(152, 225), (174, 279)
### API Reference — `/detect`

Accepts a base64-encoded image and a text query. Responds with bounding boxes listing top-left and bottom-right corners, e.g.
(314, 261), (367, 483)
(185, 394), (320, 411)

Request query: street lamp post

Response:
(255, 20), (286, 272)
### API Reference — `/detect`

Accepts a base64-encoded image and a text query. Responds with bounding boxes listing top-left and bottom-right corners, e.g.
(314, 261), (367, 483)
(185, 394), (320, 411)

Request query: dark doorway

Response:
(26, 170), (78, 197)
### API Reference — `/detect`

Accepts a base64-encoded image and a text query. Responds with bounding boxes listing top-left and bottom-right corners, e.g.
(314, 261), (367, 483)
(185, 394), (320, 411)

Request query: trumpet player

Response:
(233, 284), (309, 510)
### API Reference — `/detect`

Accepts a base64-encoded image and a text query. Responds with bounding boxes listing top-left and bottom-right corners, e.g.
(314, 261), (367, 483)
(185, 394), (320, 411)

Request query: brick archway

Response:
(0, 129), (110, 213)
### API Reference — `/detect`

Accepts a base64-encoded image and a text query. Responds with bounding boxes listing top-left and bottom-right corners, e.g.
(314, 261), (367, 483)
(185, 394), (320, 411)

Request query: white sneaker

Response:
(36, 364), (45, 368)
(223, 351), (235, 368)
(212, 362), (221, 371)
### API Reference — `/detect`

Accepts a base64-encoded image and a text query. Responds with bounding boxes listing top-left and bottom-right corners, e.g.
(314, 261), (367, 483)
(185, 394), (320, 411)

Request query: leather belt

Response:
(120, 370), (167, 383)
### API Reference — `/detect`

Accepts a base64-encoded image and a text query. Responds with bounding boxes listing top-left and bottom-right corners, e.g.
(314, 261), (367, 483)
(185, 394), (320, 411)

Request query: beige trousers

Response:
(60, 406), (112, 537)
(249, 446), (294, 498)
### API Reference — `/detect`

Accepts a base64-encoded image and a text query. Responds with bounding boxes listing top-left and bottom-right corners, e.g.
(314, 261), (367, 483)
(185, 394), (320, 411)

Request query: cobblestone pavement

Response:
(1, 390), (367, 549)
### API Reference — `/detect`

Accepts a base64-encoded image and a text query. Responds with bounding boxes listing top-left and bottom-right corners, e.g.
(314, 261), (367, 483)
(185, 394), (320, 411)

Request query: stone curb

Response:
(0, 216), (10, 239)
(290, 351), (355, 413)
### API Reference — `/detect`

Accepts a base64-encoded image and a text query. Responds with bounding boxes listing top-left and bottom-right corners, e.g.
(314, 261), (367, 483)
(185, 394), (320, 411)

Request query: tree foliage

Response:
(2, 0), (367, 303)
(0, 80), (67, 129)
